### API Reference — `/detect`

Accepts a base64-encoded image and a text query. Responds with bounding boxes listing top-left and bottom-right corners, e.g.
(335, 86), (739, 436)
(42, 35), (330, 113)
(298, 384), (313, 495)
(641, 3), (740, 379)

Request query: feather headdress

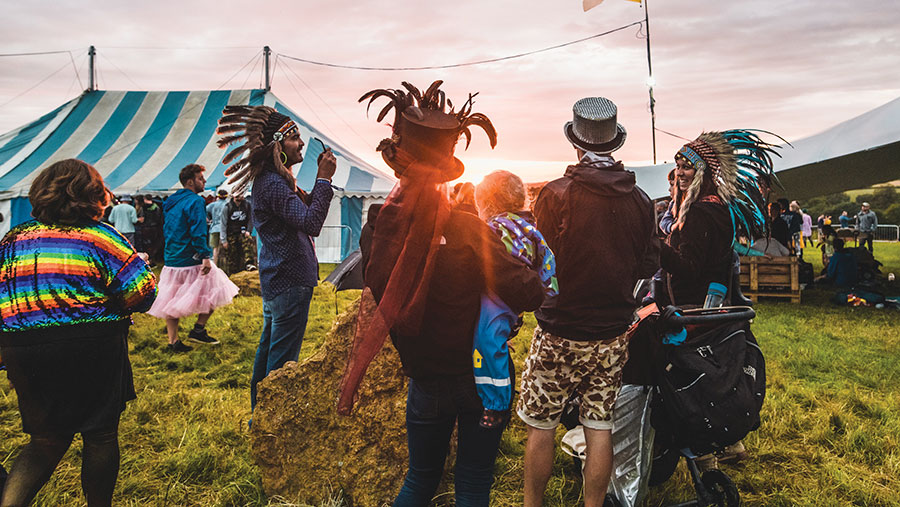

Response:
(216, 105), (299, 194)
(675, 129), (786, 243)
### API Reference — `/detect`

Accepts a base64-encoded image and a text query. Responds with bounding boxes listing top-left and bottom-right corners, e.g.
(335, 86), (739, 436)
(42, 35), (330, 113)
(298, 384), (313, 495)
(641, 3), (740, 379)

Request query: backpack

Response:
(650, 319), (766, 455)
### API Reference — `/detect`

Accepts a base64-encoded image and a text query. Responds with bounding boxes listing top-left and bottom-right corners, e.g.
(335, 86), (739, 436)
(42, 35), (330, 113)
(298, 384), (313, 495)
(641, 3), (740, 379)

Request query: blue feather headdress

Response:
(675, 129), (787, 244)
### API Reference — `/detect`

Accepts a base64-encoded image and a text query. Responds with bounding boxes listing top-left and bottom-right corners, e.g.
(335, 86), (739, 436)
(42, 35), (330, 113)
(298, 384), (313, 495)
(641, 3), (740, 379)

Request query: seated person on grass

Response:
(817, 224), (837, 269)
(816, 238), (858, 288)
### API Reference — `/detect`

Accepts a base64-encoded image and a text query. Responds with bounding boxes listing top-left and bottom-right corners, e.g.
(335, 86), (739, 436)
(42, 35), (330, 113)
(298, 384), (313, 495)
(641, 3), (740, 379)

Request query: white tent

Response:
(770, 96), (900, 200)
(626, 96), (900, 200)
(0, 89), (395, 261)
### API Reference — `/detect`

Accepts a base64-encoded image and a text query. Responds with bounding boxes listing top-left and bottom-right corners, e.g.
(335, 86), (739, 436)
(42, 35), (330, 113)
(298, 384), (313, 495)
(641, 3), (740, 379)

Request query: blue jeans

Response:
(250, 285), (314, 410)
(393, 376), (506, 507)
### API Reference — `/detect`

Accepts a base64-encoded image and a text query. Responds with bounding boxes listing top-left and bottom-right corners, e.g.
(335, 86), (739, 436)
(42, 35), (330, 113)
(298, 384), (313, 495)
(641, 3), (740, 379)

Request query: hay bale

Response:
(250, 298), (409, 506)
(229, 271), (260, 296)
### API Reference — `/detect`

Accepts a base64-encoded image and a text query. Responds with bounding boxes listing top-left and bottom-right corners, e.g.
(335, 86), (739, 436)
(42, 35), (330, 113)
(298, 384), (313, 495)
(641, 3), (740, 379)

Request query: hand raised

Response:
(317, 147), (337, 181)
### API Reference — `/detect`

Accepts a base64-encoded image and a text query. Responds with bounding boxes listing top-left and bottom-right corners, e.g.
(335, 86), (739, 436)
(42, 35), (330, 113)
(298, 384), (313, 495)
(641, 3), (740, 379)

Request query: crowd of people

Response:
(0, 79), (884, 507)
(333, 82), (785, 506)
(0, 108), (336, 502)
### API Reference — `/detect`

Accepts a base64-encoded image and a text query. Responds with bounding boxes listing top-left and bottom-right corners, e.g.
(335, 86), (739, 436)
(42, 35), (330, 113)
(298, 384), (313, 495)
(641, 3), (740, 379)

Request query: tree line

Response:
(802, 186), (900, 225)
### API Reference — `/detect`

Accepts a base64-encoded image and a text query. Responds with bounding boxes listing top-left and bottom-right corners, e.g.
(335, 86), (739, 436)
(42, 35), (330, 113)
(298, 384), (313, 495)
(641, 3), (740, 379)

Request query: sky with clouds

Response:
(1, 0), (899, 183)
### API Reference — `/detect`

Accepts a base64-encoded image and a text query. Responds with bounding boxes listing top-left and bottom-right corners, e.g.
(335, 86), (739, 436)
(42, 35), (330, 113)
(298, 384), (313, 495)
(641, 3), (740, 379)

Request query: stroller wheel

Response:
(700, 470), (740, 507)
(649, 447), (680, 486)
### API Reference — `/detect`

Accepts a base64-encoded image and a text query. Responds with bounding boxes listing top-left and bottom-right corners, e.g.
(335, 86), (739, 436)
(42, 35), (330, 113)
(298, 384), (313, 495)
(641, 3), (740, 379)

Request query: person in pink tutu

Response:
(148, 164), (239, 352)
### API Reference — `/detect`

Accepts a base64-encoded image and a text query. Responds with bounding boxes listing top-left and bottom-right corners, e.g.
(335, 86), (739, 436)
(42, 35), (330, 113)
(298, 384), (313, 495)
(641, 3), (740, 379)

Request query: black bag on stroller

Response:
(650, 312), (766, 456)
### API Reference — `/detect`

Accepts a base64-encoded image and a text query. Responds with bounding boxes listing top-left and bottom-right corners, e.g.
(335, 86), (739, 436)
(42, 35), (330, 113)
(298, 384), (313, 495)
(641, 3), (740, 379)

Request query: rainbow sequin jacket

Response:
(0, 220), (157, 333)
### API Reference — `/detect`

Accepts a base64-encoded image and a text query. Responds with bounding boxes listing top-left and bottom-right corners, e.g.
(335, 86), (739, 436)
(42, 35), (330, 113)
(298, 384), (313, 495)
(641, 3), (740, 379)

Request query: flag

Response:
(583, 0), (641, 12)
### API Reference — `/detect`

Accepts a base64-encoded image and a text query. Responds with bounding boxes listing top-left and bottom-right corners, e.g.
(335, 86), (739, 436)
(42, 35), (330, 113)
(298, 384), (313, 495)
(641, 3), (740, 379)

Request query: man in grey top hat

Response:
(518, 97), (658, 507)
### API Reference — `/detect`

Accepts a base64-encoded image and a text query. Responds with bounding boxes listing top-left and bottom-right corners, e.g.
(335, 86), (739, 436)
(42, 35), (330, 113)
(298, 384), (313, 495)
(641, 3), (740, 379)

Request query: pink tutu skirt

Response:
(147, 263), (239, 319)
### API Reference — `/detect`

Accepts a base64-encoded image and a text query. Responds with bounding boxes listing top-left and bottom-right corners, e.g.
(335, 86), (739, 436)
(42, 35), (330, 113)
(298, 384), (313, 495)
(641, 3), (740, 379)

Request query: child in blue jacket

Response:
(474, 210), (557, 428)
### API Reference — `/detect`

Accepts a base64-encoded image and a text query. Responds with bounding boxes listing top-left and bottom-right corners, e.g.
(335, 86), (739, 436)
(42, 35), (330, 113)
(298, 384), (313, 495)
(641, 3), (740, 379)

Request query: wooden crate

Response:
(739, 256), (801, 303)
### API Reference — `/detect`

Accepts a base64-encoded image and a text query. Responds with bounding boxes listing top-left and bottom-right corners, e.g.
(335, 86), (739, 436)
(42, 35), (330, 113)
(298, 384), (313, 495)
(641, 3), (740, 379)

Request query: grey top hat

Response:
(564, 97), (627, 154)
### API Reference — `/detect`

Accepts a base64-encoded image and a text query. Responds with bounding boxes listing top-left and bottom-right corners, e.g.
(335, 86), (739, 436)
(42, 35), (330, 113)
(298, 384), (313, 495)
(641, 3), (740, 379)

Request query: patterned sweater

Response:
(0, 220), (157, 333)
(252, 169), (333, 299)
(487, 211), (558, 298)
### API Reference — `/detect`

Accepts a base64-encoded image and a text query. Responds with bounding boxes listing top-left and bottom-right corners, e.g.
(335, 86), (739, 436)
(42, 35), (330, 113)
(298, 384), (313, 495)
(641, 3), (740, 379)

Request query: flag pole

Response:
(643, 0), (657, 164)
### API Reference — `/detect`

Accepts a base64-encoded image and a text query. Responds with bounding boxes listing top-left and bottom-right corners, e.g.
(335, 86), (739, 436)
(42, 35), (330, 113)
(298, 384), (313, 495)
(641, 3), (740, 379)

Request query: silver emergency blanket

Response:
(561, 384), (654, 507)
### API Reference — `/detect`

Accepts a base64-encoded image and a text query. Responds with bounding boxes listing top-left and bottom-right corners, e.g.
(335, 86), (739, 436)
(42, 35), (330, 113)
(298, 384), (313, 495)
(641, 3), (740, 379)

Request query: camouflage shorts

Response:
(516, 326), (629, 430)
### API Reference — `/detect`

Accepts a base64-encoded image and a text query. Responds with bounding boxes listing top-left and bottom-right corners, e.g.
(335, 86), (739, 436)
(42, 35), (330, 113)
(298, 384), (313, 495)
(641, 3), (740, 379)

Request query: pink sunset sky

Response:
(1, 0), (899, 185)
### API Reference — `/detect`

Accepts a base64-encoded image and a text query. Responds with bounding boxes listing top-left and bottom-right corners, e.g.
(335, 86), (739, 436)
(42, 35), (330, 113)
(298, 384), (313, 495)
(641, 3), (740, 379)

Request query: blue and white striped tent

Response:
(0, 88), (395, 261)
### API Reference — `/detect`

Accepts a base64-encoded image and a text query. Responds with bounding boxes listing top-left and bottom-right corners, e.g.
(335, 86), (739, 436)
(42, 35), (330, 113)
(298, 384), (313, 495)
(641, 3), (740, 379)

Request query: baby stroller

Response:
(561, 304), (764, 507)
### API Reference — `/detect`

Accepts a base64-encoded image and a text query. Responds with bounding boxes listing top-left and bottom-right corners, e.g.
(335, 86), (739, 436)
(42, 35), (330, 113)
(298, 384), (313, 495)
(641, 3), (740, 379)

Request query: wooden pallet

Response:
(739, 255), (801, 303)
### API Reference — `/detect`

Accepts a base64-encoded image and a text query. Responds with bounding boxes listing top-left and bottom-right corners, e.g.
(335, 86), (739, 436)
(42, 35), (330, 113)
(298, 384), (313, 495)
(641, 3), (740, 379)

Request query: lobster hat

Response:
(359, 80), (497, 182)
(564, 97), (627, 154)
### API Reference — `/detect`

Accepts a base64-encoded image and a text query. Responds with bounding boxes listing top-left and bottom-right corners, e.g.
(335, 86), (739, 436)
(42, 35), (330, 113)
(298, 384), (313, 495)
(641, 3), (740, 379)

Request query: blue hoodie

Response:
(163, 189), (212, 267)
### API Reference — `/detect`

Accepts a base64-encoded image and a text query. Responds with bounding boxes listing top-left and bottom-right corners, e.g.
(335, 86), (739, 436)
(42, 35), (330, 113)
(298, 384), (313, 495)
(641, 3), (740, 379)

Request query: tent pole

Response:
(643, 0), (657, 164)
(88, 45), (96, 92)
(264, 46), (271, 91)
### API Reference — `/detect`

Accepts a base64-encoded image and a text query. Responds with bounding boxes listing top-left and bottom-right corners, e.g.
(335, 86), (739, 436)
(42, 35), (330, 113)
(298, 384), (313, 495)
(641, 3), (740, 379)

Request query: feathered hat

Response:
(359, 80), (497, 181)
(674, 129), (785, 242)
(215, 106), (300, 193)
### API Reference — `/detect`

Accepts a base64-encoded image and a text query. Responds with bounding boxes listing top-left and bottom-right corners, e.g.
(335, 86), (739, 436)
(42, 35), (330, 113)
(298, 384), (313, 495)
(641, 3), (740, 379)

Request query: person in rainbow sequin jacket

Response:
(0, 159), (156, 507)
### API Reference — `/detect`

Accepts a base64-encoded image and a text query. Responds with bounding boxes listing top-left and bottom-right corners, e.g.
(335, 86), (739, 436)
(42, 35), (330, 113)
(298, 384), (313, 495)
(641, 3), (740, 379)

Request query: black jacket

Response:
(363, 209), (544, 379)
(770, 217), (791, 250)
(224, 199), (252, 236)
(660, 199), (734, 306)
(534, 159), (659, 341)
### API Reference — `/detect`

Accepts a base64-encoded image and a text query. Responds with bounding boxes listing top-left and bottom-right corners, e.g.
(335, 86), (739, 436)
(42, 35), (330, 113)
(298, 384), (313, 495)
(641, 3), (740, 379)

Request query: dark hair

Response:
(179, 164), (205, 185)
(833, 238), (844, 250)
(367, 203), (383, 223)
(768, 202), (782, 215)
(29, 159), (110, 225)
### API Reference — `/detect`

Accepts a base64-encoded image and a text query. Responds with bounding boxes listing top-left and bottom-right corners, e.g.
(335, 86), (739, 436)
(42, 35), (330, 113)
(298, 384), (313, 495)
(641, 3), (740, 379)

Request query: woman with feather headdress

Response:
(216, 106), (337, 412)
(660, 130), (782, 471)
(661, 130), (782, 307)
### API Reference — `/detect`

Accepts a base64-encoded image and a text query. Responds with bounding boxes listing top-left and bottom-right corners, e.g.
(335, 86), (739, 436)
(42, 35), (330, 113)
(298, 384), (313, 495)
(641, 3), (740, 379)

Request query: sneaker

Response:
(694, 453), (719, 473)
(718, 441), (750, 464)
(188, 328), (220, 345)
(167, 340), (193, 353)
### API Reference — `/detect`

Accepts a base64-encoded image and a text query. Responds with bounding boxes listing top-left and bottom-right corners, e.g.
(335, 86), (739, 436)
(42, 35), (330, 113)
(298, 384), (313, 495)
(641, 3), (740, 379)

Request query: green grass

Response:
(3, 246), (900, 506)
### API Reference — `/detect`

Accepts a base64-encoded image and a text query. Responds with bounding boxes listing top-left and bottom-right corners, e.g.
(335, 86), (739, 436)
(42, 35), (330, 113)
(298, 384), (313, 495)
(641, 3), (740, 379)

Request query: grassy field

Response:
(2, 243), (900, 506)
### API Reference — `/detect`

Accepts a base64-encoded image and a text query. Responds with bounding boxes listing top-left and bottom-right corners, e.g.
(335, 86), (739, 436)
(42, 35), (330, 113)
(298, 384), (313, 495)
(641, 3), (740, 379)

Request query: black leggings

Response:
(0, 426), (119, 507)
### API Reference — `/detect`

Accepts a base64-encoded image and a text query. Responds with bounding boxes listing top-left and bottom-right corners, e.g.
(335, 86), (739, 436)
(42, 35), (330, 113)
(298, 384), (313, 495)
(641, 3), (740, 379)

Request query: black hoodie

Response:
(534, 158), (659, 341)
